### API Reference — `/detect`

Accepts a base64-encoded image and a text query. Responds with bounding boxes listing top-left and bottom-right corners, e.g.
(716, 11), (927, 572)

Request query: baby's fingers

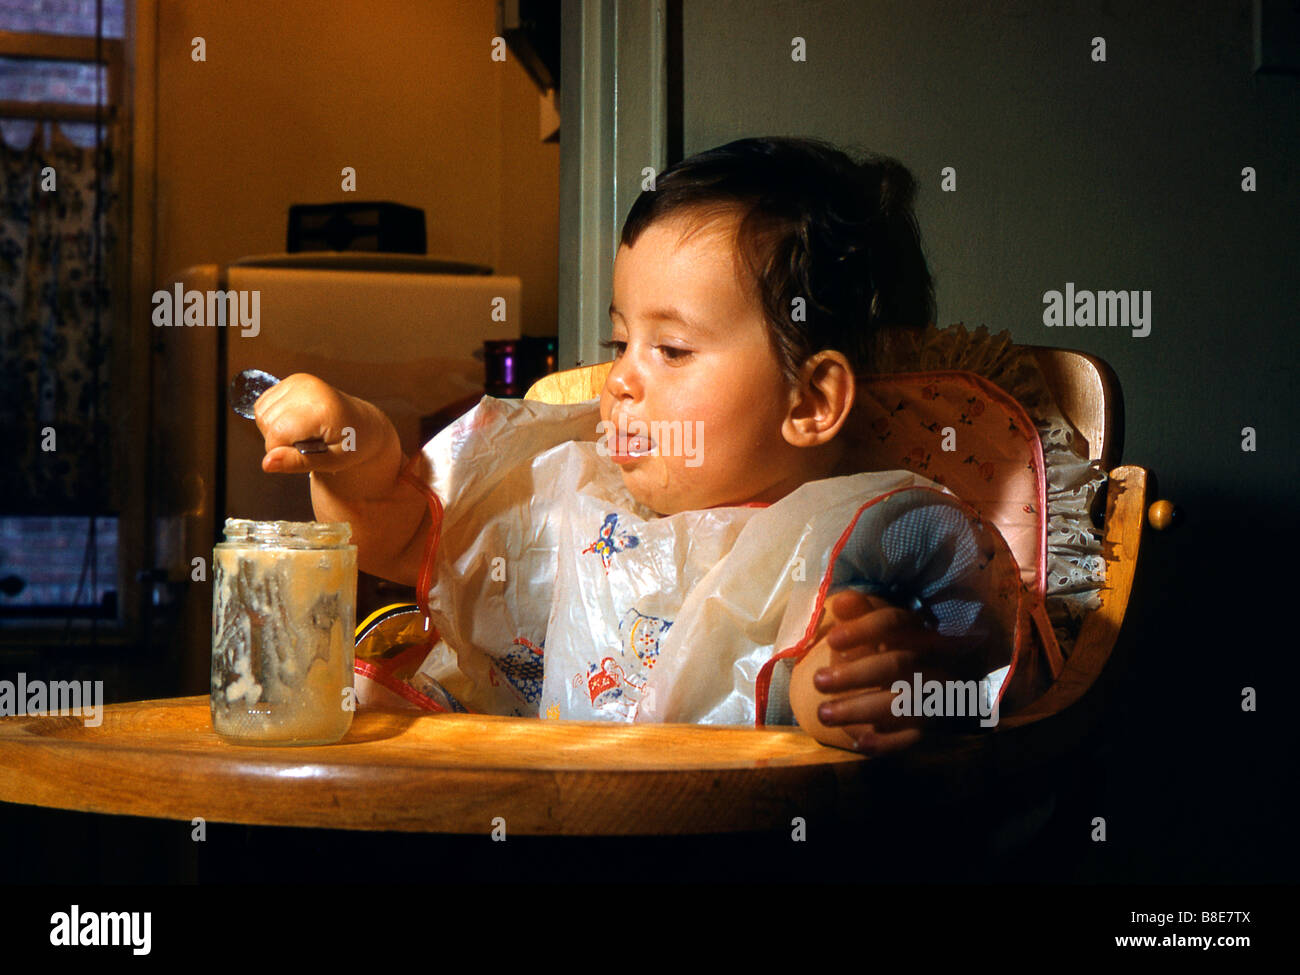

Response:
(826, 605), (927, 655)
(824, 589), (892, 623)
(817, 686), (918, 732)
(251, 372), (329, 422)
(262, 443), (339, 474)
(257, 393), (337, 451)
(251, 379), (290, 421)
(815, 646), (920, 694)
(844, 722), (924, 756)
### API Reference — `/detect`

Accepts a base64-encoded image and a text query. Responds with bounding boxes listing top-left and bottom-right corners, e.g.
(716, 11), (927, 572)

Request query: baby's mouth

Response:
(613, 433), (655, 458)
(607, 420), (656, 462)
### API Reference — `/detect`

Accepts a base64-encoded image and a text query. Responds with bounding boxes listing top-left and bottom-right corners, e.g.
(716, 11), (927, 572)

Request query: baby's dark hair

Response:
(620, 136), (934, 386)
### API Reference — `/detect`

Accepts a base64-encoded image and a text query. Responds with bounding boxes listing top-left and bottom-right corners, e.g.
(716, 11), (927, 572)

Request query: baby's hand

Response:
(790, 589), (979, 754)
(253, 373), (390, 475)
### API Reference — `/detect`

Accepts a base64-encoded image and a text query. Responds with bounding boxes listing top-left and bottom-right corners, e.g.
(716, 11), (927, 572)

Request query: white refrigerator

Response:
(152, 251), (519, 585)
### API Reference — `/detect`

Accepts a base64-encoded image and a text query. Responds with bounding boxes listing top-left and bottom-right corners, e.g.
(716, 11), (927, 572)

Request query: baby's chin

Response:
(614, 462), (687, 516)
(617, 464), (761, 517)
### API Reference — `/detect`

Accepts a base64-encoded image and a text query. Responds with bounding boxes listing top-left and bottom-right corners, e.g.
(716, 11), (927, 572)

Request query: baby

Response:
(254, 137), (1020, 752)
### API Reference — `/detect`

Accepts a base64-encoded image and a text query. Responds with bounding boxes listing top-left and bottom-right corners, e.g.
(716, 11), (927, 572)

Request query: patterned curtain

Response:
(0, 122), (117, 513)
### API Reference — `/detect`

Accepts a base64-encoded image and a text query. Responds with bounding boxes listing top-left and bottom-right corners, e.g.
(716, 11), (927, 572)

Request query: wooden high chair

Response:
(525, 348), (1177, 798)
(0, 347), (1174, 841)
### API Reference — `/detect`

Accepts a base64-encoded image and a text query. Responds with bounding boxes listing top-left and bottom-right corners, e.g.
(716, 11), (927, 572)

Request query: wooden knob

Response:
(1148, 499), (1179, 531)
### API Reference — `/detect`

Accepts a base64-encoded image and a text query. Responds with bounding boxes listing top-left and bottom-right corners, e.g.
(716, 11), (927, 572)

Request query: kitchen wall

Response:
(153, 0), (558, 335)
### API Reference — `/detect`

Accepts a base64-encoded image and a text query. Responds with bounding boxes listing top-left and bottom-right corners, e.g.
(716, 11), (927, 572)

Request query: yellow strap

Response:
(355, 602), (420, 638)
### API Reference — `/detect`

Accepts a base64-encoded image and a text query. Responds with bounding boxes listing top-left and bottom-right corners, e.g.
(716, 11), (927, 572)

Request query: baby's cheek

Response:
(677, 425), (708, 475)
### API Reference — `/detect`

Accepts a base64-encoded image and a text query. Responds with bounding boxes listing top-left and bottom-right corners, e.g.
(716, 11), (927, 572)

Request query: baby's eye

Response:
(657, 345), (691, 361)
(599, 338), (626, 358)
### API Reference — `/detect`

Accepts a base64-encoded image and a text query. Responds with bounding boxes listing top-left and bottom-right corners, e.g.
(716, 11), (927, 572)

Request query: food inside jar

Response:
(211, 544), (356, 745)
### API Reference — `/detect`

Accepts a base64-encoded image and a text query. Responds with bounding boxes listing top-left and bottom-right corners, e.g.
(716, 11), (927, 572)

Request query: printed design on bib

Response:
(619, 607), (673, 669)
(582, 512), (640, 571)
(585, 656), (645, 720)
(498, 637), (545, 705)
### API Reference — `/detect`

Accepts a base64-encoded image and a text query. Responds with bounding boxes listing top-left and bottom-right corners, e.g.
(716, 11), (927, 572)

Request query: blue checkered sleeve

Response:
(831, 488), (998, 643)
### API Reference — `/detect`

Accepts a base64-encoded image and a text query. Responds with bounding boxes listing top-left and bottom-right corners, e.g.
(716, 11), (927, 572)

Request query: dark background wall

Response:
(680, 0), (1297, 881)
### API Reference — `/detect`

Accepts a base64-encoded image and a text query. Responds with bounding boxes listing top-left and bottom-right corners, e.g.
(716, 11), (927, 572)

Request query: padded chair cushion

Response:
(844, 370), (1048, 599)
(843, 367), (1067, 707)
(869, 323), (1108, 657)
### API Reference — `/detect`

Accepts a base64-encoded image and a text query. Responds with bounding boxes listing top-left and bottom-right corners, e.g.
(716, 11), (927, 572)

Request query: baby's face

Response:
(600, 214), (811, 515)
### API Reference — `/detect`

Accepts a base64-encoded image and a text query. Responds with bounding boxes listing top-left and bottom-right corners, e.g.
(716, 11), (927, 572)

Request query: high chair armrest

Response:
(1004, 464), (1147, 728)
(883, 465), (1150, 801)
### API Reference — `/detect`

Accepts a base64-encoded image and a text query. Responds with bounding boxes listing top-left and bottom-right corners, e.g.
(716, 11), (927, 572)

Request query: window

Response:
(0, 2), (129, 632)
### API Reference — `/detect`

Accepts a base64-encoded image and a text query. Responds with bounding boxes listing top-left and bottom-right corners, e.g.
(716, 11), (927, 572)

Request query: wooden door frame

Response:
(558, 0), (673, 371)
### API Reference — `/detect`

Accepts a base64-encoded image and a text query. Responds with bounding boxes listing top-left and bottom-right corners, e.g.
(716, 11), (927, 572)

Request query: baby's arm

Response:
(254, 374), (431, 586)
(788, 488), (1014, 752)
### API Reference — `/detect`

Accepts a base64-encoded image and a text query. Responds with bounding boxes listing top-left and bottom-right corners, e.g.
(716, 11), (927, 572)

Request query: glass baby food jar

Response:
(211, 519), (357, 745)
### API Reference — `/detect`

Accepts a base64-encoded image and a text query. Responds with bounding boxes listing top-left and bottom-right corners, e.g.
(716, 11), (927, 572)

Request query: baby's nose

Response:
(605, 356), (642, 399)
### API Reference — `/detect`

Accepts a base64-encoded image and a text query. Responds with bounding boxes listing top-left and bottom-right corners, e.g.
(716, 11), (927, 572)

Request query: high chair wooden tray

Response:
(0, 455), (1144, 836)
(0, 696), (870, 835)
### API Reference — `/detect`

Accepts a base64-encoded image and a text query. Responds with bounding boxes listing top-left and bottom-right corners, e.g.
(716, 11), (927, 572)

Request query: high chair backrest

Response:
(1029, 348), (1122, 469)
(845, 368), (1048, 594)
(525, 360), (613, 407)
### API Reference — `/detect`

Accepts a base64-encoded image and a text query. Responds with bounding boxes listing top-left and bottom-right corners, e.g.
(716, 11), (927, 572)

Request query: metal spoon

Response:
(228, 368), (328, 454)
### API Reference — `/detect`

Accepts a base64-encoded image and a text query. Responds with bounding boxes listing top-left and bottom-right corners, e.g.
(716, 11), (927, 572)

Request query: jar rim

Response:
(220, 518), (352, 548)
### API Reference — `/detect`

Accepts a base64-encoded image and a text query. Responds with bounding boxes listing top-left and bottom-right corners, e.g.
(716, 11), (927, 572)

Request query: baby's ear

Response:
(781, 351), (855, 447)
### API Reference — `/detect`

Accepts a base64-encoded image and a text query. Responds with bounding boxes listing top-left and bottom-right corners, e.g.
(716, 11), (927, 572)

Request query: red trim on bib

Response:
(354, 658), (450, 713)
(399, 452), (446, 653)
(754, 487), (912, 726)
